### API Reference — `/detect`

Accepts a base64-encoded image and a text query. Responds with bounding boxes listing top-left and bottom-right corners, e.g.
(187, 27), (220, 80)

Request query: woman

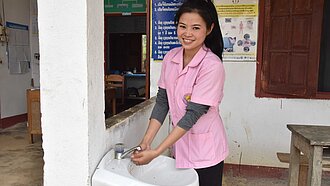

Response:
(131, 0), (228, 185)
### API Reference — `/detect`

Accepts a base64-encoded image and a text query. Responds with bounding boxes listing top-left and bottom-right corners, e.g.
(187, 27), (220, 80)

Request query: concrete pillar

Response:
(38, 0), (104, 185)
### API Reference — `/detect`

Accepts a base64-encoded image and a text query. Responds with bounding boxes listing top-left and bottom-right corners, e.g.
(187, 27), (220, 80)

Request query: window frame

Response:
(255, 0), (330, 99)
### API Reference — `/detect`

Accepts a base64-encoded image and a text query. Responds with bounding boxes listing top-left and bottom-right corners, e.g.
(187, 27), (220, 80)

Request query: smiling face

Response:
(177, 12), (213, 55)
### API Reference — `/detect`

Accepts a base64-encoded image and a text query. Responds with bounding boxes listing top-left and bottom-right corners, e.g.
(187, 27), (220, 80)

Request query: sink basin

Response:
(92, 149), (198, 186)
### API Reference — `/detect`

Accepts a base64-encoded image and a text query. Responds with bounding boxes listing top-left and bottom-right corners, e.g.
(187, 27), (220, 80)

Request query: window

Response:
(104, 14), (149, 118)
(256, 0), (330, 99)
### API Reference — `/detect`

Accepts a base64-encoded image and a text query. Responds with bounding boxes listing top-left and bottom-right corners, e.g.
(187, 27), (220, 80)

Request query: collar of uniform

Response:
(171, 45), (209, 68)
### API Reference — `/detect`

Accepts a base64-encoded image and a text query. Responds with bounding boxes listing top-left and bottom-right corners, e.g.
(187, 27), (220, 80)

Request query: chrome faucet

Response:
(114, 143), (142, 160)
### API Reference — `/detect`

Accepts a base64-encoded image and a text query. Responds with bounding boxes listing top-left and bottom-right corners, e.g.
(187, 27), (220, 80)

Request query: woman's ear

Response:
(207, 23), (214, 35)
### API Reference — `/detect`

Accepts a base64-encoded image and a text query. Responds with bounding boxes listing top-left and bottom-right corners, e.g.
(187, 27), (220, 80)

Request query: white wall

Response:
(150, 60), (330, 168)
(0, 0), (31, 118)
(222, 62), (330, 167)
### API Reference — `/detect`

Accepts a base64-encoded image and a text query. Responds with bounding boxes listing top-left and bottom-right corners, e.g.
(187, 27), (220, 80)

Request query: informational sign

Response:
(151, 0), (182, 61)
(215, 0), (258, 61)
(104, 0), (146, 13)
(151, 0), (258, 62)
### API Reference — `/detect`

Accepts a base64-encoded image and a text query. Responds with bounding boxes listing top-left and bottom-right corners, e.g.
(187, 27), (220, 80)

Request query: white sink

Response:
(92, 149), (199, 186)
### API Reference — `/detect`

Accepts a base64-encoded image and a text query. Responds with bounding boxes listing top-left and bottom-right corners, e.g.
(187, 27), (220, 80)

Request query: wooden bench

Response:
(277, 148), (330, 186)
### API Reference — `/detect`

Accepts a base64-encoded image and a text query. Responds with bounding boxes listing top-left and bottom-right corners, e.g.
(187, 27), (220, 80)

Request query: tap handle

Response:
(114, 144), (142, 159)
(115, 143), (125, 153)
(135, 146), (142, 151)
(126, 145), (142, 154)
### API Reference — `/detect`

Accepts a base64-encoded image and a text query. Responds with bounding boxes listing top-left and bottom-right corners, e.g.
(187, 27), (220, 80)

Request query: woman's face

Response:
(177, 12), (213, 54)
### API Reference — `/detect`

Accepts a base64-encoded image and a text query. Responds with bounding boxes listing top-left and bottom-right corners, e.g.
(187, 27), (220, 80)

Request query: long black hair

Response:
(174, 0), (224, 61)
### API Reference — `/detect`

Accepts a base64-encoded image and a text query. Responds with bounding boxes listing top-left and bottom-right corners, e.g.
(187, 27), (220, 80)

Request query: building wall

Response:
(0, 0), (31, 118)
(222, 62), (330, 167)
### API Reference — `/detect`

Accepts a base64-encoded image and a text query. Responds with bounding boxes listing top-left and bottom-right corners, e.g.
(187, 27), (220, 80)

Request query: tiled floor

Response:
(1, 122), (329, 186)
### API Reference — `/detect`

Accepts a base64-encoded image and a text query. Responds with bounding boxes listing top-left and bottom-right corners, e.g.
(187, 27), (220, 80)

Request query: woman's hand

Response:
(133, 126), (187, 166)
(131, 149), (158, 165)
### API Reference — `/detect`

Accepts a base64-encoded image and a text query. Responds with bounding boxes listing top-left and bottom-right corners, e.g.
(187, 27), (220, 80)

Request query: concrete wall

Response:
(0, 0), (31, 118)
(39, 0), (97, 184)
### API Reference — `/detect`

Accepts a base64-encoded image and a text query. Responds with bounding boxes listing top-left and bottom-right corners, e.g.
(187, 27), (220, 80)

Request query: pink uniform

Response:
(158, 45), (229, 169)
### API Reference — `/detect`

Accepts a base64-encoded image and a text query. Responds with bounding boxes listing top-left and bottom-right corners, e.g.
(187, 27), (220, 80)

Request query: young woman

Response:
(131, 0), (228, 185)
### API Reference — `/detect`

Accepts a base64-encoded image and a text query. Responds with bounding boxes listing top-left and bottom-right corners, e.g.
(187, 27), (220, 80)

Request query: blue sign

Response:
(6, 22), (29, 30)
(151, 0), (183, 61)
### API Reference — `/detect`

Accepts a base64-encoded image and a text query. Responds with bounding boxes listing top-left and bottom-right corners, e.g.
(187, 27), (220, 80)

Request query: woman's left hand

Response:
(131, 149), (158, 165)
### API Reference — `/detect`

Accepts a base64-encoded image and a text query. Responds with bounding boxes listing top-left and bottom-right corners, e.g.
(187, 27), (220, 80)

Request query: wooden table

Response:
(287, 124), (330, 186)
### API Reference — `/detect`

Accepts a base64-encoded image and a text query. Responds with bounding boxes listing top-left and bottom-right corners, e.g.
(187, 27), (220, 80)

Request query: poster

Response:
(150, 0), (258, 62)
(215, 0), (258, 61)
(151, 0), (182, 61)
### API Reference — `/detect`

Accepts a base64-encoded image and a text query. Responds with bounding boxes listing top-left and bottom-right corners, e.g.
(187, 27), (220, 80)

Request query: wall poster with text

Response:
(215, 0), (258, 61)
(150, 0), (258, 62)
(151, 0), (183, 62)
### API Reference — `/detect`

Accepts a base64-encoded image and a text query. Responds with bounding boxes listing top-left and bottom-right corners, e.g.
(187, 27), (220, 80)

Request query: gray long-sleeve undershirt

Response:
(150, 87), (210, 131)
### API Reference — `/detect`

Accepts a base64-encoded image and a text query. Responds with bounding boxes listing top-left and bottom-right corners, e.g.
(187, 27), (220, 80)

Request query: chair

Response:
(105, 74), (125, 105)
(105, 87), (116, 115)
